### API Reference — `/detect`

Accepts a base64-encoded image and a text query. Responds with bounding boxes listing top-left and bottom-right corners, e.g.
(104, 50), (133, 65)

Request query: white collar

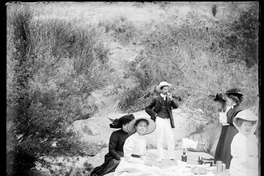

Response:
(160, 93), (166, 99)
(135, 132), (144, 138)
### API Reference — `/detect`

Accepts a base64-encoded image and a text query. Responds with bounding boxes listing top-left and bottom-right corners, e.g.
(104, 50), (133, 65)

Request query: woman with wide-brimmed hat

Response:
(114, 117), (164, 176)
(220, 88), (244, 169)
(90, 114), (135, 176)
(229, 110), (259, 176)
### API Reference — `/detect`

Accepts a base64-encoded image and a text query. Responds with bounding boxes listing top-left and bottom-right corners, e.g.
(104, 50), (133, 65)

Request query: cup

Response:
(216, 161), (223, 172)
(222, 163), (226, 171)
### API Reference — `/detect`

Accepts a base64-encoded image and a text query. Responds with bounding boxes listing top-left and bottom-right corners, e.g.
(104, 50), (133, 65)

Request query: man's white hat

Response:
(156, 81), (172, 92)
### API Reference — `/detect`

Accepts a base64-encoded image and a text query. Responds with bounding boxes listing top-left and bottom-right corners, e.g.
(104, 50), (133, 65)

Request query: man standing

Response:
(145, 81), (179, 162)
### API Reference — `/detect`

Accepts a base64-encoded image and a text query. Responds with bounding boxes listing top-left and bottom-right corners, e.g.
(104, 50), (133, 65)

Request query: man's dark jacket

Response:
(145, 95), (179, 128)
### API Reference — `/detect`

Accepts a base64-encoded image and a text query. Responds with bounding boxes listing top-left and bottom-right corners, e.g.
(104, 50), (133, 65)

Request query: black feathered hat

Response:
(213, 93), (226, 102)
(208, 93), (226, 102)
(109, 114), (135, 128)
(225, 88), (243, 96)
(225, 88), (243, 104)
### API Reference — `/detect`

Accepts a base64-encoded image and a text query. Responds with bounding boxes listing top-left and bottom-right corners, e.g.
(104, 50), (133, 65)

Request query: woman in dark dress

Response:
(213, 93), (230, 164)
(90, 114), (135, 176)
(221, 88), (244, 169)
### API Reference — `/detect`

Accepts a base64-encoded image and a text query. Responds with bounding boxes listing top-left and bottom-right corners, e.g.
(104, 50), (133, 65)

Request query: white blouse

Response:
(114, 133), (164, 176)
(230, 133), (259, 176)
(123, 132), (147, 164)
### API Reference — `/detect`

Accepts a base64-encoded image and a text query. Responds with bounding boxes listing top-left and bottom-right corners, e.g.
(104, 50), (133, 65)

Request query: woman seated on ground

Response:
(90, 114), (135, 176)
(229, 110), (259, 176)
(114, 117), (164, 176)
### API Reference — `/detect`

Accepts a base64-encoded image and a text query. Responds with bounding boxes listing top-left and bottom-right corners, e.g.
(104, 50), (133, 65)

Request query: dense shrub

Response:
(118, 3), (259, 115)
(7, 4), (111, 175)
(211, 4), (217, 17)
(224, 4), (259, 68)
(7, 146), (38, 176)
(118, 86), (154, 112)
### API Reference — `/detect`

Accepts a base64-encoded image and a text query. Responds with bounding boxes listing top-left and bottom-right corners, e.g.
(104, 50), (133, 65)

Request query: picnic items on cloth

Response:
(162, 161), (229, 176)
(198, 156), (214, 166)
(191, 166), (207, 174)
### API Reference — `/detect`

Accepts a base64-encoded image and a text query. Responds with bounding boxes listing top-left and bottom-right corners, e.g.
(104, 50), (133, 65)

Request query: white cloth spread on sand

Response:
(182, 138), (198, 149)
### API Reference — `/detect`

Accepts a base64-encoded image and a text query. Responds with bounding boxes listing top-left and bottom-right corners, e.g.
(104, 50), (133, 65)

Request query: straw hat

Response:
(234, 109), (258, 122)
(156, 81), (172, 92)
(233, 109), (258, 135)
(127, 117), (156, 135)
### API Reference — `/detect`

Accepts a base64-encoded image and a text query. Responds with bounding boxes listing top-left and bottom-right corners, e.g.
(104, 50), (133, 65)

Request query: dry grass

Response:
(12, 2), (256, 27)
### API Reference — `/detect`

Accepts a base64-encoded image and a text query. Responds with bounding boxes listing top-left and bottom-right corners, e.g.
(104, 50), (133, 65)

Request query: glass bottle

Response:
(181, 148), (187, 162)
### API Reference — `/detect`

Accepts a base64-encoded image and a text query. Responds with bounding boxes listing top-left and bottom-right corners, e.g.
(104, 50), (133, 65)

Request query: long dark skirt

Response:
(214, 125), (229, 164)
(90, 158), (120, 176)
(221, 125), (238, 169)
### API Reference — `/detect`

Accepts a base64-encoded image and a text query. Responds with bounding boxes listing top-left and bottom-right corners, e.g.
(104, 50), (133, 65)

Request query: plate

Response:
(191, 167), (207, 175)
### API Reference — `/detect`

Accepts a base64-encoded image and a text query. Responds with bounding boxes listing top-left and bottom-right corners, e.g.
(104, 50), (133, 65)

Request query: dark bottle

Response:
(198, 156), (203, 165)
(181, 148), (187, 162)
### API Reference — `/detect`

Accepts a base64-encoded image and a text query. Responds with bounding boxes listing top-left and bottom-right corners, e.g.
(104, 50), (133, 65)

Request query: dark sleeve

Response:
(145, 98), (157, 121)
(108, 132), (122, 160)
(170, 99), (179, 109)
(227, 105), (242, 125)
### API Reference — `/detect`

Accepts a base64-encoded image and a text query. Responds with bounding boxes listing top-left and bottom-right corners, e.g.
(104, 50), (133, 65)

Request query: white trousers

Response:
(156, 116), (175, 160)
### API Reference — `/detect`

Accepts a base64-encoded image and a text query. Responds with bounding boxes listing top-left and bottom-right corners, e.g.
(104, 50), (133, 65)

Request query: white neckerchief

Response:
(160, 93), (166, 101)
(218, 106), (232, 126)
